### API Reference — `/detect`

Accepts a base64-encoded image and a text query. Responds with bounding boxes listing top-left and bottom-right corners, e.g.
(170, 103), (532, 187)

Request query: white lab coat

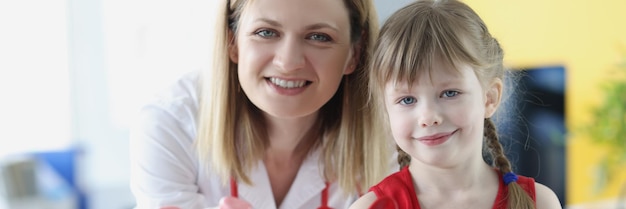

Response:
(129, 71), (360, 209)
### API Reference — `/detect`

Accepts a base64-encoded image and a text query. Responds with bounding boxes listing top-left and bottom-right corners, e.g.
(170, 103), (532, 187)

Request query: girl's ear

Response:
(228, 30), (239, 63)
(484, 78), (503, 118)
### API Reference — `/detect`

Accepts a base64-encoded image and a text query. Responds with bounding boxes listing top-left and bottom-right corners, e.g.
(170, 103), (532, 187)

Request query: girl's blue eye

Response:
(308, 33), (331, 42)
(255, 29), (276, 38)
(400, 97), (417, 105)
(442, 90), (459, 98)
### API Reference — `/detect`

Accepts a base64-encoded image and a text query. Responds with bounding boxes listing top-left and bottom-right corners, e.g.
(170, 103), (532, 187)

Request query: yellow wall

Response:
(463, 0), (626, 205)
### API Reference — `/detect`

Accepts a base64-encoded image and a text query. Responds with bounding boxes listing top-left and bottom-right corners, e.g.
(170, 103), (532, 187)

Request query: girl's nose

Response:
(418, 102), (442, 127)
(421, 119), (440, 127)
(272, 36), (305, 72)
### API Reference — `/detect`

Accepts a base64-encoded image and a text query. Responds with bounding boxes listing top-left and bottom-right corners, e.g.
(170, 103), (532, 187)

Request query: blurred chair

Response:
(0, 147), (85, 209)
(0, 156), (39, 206)
(32, 147), (87, 209)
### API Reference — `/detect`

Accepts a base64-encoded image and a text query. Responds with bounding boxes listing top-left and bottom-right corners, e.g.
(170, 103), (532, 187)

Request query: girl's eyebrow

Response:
(437, 80), (460, 87)
(432, 74), (465, 87)
(388, 83), (412, 93)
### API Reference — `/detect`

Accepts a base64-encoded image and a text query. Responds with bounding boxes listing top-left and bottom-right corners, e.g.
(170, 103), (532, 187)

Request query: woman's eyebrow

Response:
(253, 18), (339, 32)
(305, 23), (339, 32)
(254, 18), (281, 27)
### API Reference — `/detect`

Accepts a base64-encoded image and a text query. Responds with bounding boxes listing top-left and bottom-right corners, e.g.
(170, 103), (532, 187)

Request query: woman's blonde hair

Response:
(369, 0), (535, 208)
(195, 0), (389, 195)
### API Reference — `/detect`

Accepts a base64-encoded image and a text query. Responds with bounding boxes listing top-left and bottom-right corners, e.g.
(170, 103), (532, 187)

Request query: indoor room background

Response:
(1, 0), (625, 208)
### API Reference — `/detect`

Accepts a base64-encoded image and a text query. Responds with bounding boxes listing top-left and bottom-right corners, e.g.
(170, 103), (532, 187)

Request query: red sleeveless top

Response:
(369, 167), (536, 209)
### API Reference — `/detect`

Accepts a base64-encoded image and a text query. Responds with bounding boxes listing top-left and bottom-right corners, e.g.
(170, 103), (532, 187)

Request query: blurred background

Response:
(0, 0), (624, 208)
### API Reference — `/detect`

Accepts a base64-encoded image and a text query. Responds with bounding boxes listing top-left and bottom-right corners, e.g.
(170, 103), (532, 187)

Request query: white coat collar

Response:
(239, 149), (326, 209)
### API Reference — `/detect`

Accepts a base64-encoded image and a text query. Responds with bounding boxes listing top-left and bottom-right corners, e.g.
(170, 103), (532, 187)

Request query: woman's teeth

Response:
(269, 77), (306, 88)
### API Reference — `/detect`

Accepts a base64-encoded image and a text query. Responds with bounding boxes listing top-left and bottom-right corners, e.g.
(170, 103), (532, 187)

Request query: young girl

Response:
(130, 0), (393, 208)
(350, 0), (562, 209)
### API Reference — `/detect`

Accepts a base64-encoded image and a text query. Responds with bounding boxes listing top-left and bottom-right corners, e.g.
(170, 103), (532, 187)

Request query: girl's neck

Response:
(408, 155), (496, 193)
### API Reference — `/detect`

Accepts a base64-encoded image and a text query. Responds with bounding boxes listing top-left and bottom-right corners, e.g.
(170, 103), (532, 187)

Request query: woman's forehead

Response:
(239, 0), (351, 30)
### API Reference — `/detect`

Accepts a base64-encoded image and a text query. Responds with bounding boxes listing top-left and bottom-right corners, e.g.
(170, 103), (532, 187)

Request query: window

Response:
(0, 0), (72, 157)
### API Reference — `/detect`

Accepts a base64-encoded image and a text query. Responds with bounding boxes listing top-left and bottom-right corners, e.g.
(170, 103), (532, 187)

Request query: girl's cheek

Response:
(391, 118), (412, 139)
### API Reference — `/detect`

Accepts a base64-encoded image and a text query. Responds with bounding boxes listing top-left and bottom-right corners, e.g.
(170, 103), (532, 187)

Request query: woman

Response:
(129, 0), (393, 208)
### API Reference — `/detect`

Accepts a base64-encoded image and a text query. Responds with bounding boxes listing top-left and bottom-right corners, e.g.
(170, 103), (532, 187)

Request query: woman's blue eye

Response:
(400, 97), (417, 105)
(308, 33), (331, 42)
(442, 90), (459, 98)
(255, 30), (276, 38)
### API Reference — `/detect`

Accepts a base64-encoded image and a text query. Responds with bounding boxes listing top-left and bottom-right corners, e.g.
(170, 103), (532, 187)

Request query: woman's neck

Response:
(264, 111), (320, 155)
(262, 112), (321, 207)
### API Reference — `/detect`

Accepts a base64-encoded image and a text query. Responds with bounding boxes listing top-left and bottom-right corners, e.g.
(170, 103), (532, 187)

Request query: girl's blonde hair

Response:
(369, 0), (535, 208)
(195, 0), (389, 195)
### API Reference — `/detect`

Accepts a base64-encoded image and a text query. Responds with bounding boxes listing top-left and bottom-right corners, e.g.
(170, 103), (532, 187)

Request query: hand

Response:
(218, 196), (252, 209)
(368, 196), (397, 209)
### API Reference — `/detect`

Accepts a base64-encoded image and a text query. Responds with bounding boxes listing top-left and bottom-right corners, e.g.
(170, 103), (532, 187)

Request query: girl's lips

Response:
(417, 130), (457, 146)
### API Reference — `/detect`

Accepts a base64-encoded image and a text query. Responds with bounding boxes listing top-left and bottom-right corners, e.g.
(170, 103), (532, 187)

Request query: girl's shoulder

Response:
(515, 175), (536, 198)
(370, 167), (411, 193)
(511, 174), (562, 209)
(534, 182), (562, 209)
(368, 167), (418, 208)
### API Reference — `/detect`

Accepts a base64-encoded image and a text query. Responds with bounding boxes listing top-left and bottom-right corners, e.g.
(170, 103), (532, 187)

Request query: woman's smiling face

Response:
(230, 0), (356, 119)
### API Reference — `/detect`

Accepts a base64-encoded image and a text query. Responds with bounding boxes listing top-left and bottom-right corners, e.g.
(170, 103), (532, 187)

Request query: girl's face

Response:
(383, 56), (501, 167)
(230, 0), (356, 119)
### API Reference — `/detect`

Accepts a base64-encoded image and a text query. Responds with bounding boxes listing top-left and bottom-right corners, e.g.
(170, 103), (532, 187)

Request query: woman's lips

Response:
(265, 77), (311, 96)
